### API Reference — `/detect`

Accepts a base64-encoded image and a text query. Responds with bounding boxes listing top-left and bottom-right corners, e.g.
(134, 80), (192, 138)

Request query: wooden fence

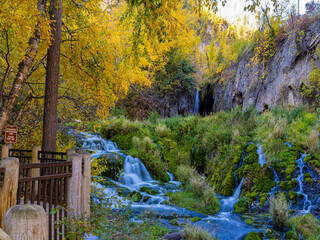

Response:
(0, 145), (91, 240)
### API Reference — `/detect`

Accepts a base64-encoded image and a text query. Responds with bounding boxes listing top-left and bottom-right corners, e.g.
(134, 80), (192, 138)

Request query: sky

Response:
(218, 0), (311, 25)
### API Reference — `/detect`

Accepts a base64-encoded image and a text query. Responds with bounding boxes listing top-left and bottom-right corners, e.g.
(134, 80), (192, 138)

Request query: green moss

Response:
(128, 191), (143, 202)
(288, 179), (298, 190)
(289, 191), (297, 204)
(285, 230), (298, 240)
(280, 181), (288, 190)
(190, 217), (201, 222)
(245, 231), (261, 240)
(139, 186), (158, 195)
(259, 193), (267, 205)
(289, 213), (320, 240)
(245, 219), (254, 225)
(234, 197), (251, 213)
(244, 152), (259, 165)
(220, 170), (235, 196)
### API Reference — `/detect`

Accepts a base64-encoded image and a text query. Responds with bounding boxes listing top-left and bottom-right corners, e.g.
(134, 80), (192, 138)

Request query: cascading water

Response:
(257, 144), (266, 167)
(295, 153), (314, 213)
(193, 89), (200, 114)
(119, 156), (153, 185)
(220, 178), (244, 212)
(79, 132), (260, 240)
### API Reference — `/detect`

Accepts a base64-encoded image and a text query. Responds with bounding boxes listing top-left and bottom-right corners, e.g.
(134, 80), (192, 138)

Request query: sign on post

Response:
(5, 125), (18, 144)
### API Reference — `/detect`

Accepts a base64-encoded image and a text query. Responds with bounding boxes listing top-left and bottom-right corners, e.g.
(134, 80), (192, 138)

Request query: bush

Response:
(289, 213), (320, 240)
(189, 174), (207, 198)
(269, 193), (289, 229)
(183, 224), (216, 240)
(176, 165), (198, 188)
(203, 186), (220, 213)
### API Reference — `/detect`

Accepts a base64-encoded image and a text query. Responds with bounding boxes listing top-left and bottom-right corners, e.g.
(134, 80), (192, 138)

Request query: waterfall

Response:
(119, 156), (153, 186)
(193, 89), (200, 114)
(220, 178), (244, 212)
(257, 145), (266, 167)
(295, 153), (314, 213)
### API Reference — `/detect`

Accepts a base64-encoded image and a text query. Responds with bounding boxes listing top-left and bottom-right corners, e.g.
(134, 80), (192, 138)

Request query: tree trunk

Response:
(0, 0), (47, 137)
(42, 0), (63, 152)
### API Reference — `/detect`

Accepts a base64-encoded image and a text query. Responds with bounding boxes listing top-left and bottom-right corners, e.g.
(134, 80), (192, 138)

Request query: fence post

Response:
(0, 228), (12, 240)
(67, 153), (82, 217)
(3, 204), (48, 240)
(32, 146), (41, 196)
(1, 144), (11, 160)
(66, 149), (76, 155)
(80, 152), (91, 217)
(0, 157), (19, 228)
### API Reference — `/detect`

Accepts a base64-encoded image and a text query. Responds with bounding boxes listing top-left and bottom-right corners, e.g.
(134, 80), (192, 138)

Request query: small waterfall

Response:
(167, 171), (174, 181)
(193, 89), (200, 114)
(257, 145), (266, 167)
(119, 156), (153, 185)
(295, 153), (313, 212)
(220, 178), (244, 212)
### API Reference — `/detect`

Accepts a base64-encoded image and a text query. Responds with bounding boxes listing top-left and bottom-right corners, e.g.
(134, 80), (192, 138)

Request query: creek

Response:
(80, 132), (262, 240)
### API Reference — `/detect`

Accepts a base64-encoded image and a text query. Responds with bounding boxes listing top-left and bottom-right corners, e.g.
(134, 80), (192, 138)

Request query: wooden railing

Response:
(17, 162), (72, 240)
(38, 151), (67, 163)
(8, 149), (32, 164)
(0, 145), (91, 240)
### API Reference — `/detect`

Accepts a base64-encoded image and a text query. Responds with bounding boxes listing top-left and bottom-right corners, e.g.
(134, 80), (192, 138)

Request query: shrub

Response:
(189, 174), (207, 198)
(289, 213), (320, 240)
(269, 193), (289, 229)
(203, 186), (220, 213)
(182, 224), (216, 240)
(176, 165), (198, 188)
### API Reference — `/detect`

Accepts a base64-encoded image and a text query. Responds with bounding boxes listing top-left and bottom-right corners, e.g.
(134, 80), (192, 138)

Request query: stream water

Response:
(79, 132), (260, 240)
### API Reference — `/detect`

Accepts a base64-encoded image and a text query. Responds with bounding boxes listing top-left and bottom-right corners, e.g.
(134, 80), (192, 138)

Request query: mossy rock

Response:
(234, 197), (251, 213)
(139, 186), (158, 195)
(289, 191), (297, 204)
(285, 230), (298, 240)
(280, 181), (288, 190)
(190, 217), (201, 222)
(244, 152), (259, 165)
(304, 173), (312, 183)
(245, 219), (254, 225)
(259, 193), (267, 205)
(288, 179), (298, 190)
(245, 231), (261, 240)
(143, 196), (151, 202)
(128, 191), (143, 202)
(220, 170), (235, 196)
(247, 144), (258, 153)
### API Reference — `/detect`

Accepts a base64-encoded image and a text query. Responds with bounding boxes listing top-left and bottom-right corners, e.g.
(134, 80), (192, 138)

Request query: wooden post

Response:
(32, 146), (41, 197)
(3, 204), (48, 240)
(81, 152), (91, 217)
(1, 144), (11, 160)
(66, 149), (76, 155)
(67, 153), (82, 217)
(0, 228), (12, 240)
(0, 157), (19, 228)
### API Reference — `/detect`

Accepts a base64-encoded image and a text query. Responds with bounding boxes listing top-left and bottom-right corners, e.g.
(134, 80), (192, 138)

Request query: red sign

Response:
(5, 125), (18, 144)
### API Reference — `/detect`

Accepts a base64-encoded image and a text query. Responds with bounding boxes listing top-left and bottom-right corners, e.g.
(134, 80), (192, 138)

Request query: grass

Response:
(289, 213), (320, 240)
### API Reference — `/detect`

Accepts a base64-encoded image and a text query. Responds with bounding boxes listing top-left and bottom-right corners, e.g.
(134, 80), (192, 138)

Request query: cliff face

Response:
(200, 18), (320, 114)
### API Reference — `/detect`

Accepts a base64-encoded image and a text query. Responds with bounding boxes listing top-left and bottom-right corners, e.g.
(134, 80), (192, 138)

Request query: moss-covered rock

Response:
(285, 230), (298, 240)
(139, 186), (158, 195)
(245, 231), (261, 240)
(289, 191), (297, 204)
(128, 191), (143, 202)
(220, 170), (235, 196)
(190, 217), (201, 222)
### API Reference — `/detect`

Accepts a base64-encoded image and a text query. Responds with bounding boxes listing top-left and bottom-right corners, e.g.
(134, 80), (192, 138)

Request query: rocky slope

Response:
(200, 18), (320, 114)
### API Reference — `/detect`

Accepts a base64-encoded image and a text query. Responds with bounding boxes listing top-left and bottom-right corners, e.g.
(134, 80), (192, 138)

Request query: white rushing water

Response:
(220, 178), (244, 212)
(257, 144), (266, 167)
(79, 132), (260, 240)
(295, 153), (314, 213)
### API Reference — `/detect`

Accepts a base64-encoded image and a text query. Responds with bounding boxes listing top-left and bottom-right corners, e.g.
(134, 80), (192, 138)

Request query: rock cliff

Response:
(200, 18), (320, 114)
